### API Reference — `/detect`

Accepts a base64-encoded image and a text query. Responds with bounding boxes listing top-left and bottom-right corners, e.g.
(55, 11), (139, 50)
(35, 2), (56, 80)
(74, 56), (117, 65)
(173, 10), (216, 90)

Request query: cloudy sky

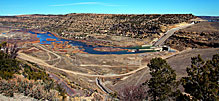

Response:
(0, 0), (219, 16)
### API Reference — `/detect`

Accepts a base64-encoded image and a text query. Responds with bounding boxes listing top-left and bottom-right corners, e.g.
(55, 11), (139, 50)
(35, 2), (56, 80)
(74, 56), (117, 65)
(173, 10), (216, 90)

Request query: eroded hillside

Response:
(0, 14), (195, 40)
(165, 22), (219, 51)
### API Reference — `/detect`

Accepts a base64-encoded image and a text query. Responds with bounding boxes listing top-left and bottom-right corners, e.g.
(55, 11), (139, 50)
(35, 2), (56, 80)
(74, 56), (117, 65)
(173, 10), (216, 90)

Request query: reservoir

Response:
(29, 31), (156, 54)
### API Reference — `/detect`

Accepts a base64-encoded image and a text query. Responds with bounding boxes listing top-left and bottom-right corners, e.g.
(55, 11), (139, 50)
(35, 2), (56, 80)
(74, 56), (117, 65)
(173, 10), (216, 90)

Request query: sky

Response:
(0, 0), (219, 16)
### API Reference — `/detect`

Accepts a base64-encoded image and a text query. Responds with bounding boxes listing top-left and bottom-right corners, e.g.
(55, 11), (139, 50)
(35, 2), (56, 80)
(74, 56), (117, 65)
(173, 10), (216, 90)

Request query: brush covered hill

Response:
(165, 21), (219, 51)
(0, 42), (67, 100)
(0, 13), (195, 40)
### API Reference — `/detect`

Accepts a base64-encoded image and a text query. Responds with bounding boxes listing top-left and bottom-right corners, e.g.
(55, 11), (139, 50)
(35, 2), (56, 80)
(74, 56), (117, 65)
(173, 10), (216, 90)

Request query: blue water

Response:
(208, 20), (219, 22)
(29, 31), (155, 54)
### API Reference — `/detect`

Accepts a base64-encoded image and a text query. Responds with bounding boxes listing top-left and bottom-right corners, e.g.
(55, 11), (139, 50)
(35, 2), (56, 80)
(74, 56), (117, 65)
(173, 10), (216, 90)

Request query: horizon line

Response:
(0, 13), (219, 17)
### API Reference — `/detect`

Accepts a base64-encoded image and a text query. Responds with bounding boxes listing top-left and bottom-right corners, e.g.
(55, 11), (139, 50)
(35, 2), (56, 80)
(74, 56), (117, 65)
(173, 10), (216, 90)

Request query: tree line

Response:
(119, 54), (219, 101)
(0, 42), (67, 100)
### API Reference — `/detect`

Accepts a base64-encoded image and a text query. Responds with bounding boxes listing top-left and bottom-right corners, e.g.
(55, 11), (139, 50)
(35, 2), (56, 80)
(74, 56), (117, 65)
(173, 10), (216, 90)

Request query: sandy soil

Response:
(181, 22), (219, 33)
(0, 94), (37, 101)
(167, 48), (219, 78)
(111, 48), (219, 92)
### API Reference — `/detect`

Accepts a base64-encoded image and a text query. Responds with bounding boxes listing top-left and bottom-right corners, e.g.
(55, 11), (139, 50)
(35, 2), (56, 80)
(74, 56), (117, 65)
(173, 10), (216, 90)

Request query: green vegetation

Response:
(0, 14), (195, 40)
(165, 22), (219, 51)
(0, 77), (57, 100)
(181, 54), (219, 100)
(147, 54), (219, 100)
(119, 54), (218, 100)
(22, 64), (51, 82)
(0, 57), (20, 80)
(0, 42), (20, 80)
(56, 84), (67, 99)
(27, 61), (43, 69)
(147, 57), (178, 101)
(0, 42), (51, 82)
(0, 42), (67, 100)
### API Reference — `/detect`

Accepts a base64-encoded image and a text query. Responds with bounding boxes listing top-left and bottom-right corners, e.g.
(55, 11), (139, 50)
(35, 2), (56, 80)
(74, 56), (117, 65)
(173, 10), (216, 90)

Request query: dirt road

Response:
(17, 52), (147, 77)
(113, 48), (219, 91)
(153, 23), (194, 46)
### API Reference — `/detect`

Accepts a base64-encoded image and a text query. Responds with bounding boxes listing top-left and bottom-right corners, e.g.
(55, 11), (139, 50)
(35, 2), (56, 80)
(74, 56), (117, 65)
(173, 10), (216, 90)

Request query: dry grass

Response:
(167, 48), (219, 78)
(181, 22), (219, 33)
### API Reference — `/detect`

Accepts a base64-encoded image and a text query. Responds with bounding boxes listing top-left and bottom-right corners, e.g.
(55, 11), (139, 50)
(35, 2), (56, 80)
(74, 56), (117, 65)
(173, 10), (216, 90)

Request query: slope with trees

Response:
(119, 54), (219, 100)
(147, 57), (178, 101)
(181, 54), (219, 100)
(0, 42), (68, 100)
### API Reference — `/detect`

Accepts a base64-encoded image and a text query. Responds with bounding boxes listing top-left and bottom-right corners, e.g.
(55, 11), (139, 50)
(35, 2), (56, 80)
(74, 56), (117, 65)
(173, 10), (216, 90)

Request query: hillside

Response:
(0, 42), (67, 100)
(198, 16), (219, 22)
(165, 21), (219, 50)
(0, 13), (218, 100)
(0, 13), (195, 40)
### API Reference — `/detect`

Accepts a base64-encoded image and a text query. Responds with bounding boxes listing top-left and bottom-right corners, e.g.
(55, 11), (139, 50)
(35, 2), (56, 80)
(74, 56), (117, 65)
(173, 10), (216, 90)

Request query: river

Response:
(29, 31), (156, 54)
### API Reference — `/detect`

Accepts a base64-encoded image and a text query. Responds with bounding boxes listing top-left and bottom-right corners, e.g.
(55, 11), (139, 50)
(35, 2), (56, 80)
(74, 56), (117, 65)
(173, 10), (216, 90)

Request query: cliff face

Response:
(165, 22), (219, 51)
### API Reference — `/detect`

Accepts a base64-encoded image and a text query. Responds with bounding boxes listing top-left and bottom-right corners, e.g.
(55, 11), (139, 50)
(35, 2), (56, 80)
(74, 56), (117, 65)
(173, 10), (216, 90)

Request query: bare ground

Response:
(167, 48), (219, 78)
(181, 22), (219, 33)
(111, 48), (219, 92)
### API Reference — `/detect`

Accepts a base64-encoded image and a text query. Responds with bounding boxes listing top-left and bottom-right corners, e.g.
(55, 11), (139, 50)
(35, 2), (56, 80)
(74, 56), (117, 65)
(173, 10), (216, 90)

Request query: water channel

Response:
(29, 31), (156, 54)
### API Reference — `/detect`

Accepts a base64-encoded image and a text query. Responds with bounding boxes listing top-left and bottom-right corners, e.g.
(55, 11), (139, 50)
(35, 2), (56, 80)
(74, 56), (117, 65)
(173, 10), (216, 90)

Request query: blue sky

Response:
(0, 0), (219, 16)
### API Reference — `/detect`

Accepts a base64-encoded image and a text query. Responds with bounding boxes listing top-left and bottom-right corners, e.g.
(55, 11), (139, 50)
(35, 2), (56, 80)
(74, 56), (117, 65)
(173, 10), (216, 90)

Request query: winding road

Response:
(18, 51), (148, 77)
(16, 22), (197, 95)
(153, 23), (194, 46)
(17, 23), (194, 78)
(34, 44), (62, 66)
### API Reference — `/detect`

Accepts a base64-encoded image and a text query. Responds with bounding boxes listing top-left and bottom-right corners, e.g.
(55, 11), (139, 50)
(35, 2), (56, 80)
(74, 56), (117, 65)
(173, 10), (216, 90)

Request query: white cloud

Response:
(49, 2), (126, 7)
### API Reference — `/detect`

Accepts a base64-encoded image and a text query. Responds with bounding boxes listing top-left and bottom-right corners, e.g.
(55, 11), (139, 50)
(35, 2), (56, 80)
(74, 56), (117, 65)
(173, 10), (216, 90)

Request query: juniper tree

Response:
(147, 57), (177, 101)
(181, 54), (219, 100)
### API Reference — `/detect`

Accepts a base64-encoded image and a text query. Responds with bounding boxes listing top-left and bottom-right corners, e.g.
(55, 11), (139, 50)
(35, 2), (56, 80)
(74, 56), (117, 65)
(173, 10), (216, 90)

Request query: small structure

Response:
(162, 45), (170, 51)
(142, 45), (151, 47)
(151, 47), (162, 52)
(133, 46), (163, 52)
